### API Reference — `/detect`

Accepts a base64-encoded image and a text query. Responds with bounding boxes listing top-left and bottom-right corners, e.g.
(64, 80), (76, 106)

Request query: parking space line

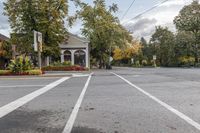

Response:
(0, 85), (45, 88)
(111, 72), (200, 131)
(0, 77), (70, 118)
(62, 73), (93, 133)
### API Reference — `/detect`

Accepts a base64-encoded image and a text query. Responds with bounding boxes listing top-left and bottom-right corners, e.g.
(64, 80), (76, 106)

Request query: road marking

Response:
(0, 77), (70, 118)
(62, 73), (93, 133)
(111, 72), (200, 131)
(0, 85), (45, 88)
(72, 74), (90, 77)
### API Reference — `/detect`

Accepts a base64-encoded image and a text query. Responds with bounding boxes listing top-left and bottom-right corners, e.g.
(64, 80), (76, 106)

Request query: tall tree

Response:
(150, 26), (175, 66)
(175, 31), (195, 59)
(140, 37), (152, 61)
(4, 0), (68, 57)
(69, 0), (132, 68)
(174, 0), (200, 64)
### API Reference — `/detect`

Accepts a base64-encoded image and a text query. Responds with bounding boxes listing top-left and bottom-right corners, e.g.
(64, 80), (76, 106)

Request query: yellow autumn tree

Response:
(113, 48), (123, 60)
(123, 40), (142, 59)
(113, 40), (142, 61)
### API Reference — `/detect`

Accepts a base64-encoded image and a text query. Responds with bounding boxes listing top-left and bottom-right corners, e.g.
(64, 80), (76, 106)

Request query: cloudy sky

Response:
(0, 0), (194, 40)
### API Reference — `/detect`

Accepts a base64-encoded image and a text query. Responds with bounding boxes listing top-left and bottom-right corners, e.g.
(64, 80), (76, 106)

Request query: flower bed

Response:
(0, 69), (43, 76)
(42, 65), (88, 71)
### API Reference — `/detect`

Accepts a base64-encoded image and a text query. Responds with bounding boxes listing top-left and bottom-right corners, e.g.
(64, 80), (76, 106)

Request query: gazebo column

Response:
(60, 50), (65, 63)
(85, 48), (89, 68)
(71, 50), (75, 65)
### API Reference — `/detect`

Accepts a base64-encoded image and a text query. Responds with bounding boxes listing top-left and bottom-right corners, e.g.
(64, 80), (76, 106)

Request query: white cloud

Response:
(0, 1), (10, 37)
(122, 0), (193, 41)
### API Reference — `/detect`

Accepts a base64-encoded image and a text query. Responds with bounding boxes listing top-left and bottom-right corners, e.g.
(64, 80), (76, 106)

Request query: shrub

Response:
(42, 65), (86, 71)
(135, 61), (140, 67)
(151, 60), (157, 67)
(142, 60), (148, 66)
(23, 56), (33, 70)
(25, 69), (43, 75)
(0, 70), (11, 75)
(51, 61), (63, 67)
(51, 61), (71, 67)
(178, 56), (195, 67)
(62, 61), (71, 66)
(8, 56), (33, 73)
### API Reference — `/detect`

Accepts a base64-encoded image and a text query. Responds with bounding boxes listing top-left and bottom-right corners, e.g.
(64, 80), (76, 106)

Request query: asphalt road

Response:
(1, 67), (200, 133)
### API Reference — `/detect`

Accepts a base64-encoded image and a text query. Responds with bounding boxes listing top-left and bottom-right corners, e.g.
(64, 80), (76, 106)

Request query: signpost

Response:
(153, 55), (157, 60)
(153, 55), (157, 67)
(33, 30), (42, 69)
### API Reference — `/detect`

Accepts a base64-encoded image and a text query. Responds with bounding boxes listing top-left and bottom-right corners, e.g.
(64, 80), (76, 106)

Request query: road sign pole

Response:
(34, 31), (42, 70)
(38, 49), (42, 70)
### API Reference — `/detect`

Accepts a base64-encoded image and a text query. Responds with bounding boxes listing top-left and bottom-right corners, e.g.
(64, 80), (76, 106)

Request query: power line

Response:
(121, 0), (136, 20)
(122, 0), (171, 24)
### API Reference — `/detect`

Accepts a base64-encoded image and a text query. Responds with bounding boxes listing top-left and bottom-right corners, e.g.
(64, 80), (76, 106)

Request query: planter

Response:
(0, 70), (44, 76)
(42, 65), (88, 71)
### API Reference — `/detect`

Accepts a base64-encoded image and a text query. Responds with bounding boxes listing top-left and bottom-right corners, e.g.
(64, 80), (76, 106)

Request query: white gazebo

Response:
(59, 33), (90, 68)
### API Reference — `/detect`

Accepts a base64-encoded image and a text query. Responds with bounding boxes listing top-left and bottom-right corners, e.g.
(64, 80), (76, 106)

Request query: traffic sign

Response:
(153, 55), (157, 60)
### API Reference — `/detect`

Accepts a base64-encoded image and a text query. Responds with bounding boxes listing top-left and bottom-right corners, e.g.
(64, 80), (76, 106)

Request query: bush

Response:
(0, 69), (42, 76)
(62, 61), (71, 66)
(178, 56), (195, 67)
(8, 56), (33, 73)
(51, 61), (62, 67)
(42, 65), (87, 71)
(0, 70), (11, 75)
(135, 61), (140, 67)
(142, 60), (148, 66)
(25, 69), (43, 75)
(151, 60), (157, 67)
(23, 56), (33, 70)
(51, 61), (71, 67)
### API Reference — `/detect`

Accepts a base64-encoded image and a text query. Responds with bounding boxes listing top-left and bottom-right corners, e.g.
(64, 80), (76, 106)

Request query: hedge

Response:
(0, 69), (43, 76)
(42, 65), (87, 71)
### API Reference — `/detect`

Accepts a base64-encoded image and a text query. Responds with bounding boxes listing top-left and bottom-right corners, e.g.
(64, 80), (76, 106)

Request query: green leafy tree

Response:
(4, 0), (68, 57)
(174, 0), (200, 64)
(174, 31), (195, 63)
(0, 41), (12, 59)
(150, 26), (175, 66)
(69, 0), (132, 68)
(140, 37), (152, 62)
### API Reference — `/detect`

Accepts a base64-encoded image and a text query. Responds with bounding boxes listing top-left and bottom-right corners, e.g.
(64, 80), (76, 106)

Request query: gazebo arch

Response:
(64, 50), (71, 62)
(74, 50), (86, 67)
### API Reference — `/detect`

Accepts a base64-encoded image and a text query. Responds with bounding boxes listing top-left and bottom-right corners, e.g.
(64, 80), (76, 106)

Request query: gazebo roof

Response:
(0, 33), (9, 41)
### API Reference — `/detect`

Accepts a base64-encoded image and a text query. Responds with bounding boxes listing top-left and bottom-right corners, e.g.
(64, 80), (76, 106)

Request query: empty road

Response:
(0, 67), (200, 133)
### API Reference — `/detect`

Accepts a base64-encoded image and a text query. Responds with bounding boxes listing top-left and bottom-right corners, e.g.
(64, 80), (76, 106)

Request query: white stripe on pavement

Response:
(62, 73), (93, 133)
(72, 74), (90, 77)
(111, 72), (200, 131)
(0, 85), (45, 88)
(0, 77), (70, 118)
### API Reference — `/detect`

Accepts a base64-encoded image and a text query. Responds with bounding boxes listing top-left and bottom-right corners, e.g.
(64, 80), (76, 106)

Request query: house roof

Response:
(0, 33), (9, 41)
(68, 33), (89, 43)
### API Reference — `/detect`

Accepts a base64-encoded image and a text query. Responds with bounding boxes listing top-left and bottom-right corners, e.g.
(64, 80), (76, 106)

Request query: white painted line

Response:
(0, 85), (45, 88)
(111, 72), (200, 131)
(72, 74), (90, 77)
(62, 73), (93, 133)
(0, 77), (70, 118)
